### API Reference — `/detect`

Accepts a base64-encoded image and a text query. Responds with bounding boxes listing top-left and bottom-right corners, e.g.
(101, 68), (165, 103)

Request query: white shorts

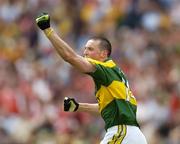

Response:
(100, 125), (148, 144)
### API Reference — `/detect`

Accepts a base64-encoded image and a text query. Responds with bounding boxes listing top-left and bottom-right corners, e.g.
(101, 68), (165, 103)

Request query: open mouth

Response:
(84, 55), (89, 58)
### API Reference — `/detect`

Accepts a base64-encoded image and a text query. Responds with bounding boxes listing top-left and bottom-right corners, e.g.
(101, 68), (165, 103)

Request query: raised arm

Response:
(36, 13), (95, 73)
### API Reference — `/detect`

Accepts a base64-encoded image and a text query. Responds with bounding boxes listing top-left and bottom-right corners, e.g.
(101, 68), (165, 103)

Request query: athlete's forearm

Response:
(43, 28), (95, 73)
(77, 103), (100, 115)
(44, 28), (77, 62)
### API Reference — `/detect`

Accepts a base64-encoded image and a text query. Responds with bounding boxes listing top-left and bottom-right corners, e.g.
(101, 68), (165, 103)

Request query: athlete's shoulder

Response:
(86, 58), (116, 68)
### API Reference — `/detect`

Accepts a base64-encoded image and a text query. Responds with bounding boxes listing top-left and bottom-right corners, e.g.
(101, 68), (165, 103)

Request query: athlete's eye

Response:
(85, 47), (94, 51)
(88, 47), (94, 51)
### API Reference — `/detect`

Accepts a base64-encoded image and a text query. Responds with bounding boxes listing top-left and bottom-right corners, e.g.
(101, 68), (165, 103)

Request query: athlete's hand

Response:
(64, 97), (79, 112)
(36, 12), (50, 30)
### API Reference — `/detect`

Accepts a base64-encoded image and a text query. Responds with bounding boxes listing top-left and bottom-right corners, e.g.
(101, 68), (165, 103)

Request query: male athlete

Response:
(36, 13), (147, 144)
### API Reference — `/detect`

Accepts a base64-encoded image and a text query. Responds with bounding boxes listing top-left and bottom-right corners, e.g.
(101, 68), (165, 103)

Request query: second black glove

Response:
(64, 97), (79, 112)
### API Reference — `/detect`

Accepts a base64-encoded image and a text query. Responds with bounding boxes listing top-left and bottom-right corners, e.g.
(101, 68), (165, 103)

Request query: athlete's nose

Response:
(83, 49), (89, 57)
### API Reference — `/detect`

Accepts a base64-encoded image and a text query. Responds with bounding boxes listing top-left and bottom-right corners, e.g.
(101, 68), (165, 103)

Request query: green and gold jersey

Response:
(87, 58), (139, 130)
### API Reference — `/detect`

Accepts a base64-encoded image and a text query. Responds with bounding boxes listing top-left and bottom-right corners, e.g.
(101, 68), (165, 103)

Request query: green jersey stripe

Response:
(86, 58), (139, 130)
(101, 99), (139, 130)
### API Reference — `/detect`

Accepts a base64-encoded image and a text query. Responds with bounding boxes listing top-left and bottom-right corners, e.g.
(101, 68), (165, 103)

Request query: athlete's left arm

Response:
(45, 28), (96, 72)
(36, 13), (96, 73)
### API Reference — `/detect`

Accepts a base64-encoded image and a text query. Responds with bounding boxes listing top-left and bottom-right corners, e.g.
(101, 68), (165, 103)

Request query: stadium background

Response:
(0, 0), (179, 143)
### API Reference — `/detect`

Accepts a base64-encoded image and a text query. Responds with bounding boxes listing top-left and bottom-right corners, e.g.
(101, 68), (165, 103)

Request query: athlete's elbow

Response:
(63, 54), (76, 63)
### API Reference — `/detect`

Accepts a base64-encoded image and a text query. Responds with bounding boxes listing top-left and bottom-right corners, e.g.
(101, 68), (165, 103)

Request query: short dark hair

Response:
(90, 36), (112, 57)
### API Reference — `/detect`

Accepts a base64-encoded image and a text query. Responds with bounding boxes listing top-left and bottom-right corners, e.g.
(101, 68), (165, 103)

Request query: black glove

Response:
(36, 12), (50, 30)
(64, 97), (79, 112)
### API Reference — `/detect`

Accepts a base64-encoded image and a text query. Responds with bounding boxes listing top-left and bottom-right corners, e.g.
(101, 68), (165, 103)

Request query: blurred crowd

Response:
(0, 0), (180, 144)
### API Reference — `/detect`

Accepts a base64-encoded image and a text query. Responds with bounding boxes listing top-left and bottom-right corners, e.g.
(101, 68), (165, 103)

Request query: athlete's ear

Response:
(100, 50), (108, 59)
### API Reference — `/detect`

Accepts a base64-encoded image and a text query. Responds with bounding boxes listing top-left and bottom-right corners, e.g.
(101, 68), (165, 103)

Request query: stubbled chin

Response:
(84, 56), (96, 60)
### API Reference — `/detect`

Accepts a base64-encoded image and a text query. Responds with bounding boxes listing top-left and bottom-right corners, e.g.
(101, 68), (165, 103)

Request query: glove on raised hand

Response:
(36, 12), (50, 30)
(64, 97), (79, 112)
